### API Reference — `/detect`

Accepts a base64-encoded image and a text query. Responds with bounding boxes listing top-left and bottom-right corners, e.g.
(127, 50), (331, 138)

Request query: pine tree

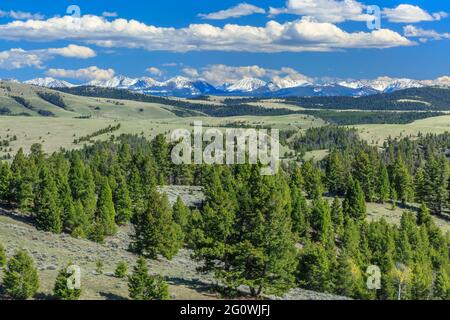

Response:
(331, 197), (344, 238)
(0, 241), (6, 267)
(0, 161), (12, 203)
(290, 186), (309, 239)
(96, 177), (116, 236)
(377, 163), (390, 204)
(128, 257), (169, 300)
(417, 203), (432, 226)
(352, 150), (375, 202)
(34, 164), (62, 233)
(325, 151), (346, 195)
(114, 173), (132, 225)
(53, 265), (81, 300)
(131, 188), (183, 260)
(392, 155), (414, 205)
(115, 261), (128, 279)
(172, 196), (190, 232)
(297, 243), (332, 293)
(343, 176), (366, 220)
(3, 249), (39, 299)
(434, 266), (449, 300)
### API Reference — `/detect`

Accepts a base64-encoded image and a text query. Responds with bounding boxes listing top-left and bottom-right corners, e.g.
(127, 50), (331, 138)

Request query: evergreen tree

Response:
(115, 261), (128, 279)
(352, 150), (376, 202)
(377, 163), (390, 203)
(434, 266), (449, 300)
(3, 249), (39, 299)
(331, 197), (344, 238)
(290, 184), (309, 239)
(297, 243), (332, 293)
(131, 188), (183, 260)
(53, 265), (81, 300)
(343, 177), (366, 221)
(325, 151), (346, 195)
(114, 173), (132, 225)
(391, 155), (414, 205)
(172, 196), (190, 232)
(96, 177), (116, 236)
(0, 241), (6, 267)
(34, 164), (62, 233)
(128, 257), (169, 300)
(0, 161), (12, 203)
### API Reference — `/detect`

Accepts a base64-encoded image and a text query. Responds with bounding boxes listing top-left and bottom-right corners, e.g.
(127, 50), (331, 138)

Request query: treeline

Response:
(55, 86), (295, 117)
(301, 110), (443, 125)
(36, 92), (68, 110)
(283, 87), (450, 111)
(74, 124), (121, 144)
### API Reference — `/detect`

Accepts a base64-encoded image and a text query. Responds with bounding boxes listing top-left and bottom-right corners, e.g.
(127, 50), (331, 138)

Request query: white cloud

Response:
(0, 10), (44, 20)
(47, 44), (96, 58)
(0, 45), (96, 69)
(46, 66), (115, 81)
(0, 15), (414, 53)
(182, 67), (199, 78)
(102, 12), (118, 18)
(269, 0), (372, 23)
(146, 67), (163, 76)
(404, 25), (450, 41)
(193, 64), (313, 86)
(199, 3), (265, 20)
(0, 48), (44, 69)
(199, 64), (268, 85)
(383, 5), (447, 23)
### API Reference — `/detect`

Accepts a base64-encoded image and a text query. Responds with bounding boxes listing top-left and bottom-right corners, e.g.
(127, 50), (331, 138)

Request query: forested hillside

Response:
(0, 130), (448, 300)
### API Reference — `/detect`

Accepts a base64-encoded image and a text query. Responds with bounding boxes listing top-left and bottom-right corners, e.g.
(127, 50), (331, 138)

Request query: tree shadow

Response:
(0, 206), (35, 226)
(98, 291), (128, 300)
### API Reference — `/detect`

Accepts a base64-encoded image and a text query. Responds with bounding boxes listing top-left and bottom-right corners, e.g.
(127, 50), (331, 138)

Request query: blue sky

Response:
(0, 0), (448, 84)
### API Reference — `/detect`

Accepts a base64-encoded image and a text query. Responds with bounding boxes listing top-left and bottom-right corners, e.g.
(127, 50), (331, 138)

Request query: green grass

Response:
(354, 115), (450, 145)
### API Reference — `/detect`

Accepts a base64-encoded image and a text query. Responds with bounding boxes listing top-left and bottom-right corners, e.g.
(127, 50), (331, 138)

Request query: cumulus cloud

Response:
(182, 67), (199, 78)
(146, 67), (163, 76)
(269, 0), (372, 23)
(199, 3), (265, 20)
(0, 15), (414, 53)
(383, 5), (447, 23)
(0, 10), (44, 20)
(46, 66), (115, 81)
(0, 45), (96, 69)
(404, 25), (450, 41)
(191, 64), (313, 86)
(0, 48), (44, 69)
(47, 44), (96, 58)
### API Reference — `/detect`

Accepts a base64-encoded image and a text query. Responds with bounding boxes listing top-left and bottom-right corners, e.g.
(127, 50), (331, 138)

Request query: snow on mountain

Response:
(21, 74), (448, 97)
(24, 77), (74, 88)
(87, 75), (138, 89)
(226, 78), (268, 92)
(269, 77), (312, 91)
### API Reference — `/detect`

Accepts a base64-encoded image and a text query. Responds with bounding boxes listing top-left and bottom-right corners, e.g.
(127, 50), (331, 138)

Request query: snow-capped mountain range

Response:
(14, 75), (450, 98)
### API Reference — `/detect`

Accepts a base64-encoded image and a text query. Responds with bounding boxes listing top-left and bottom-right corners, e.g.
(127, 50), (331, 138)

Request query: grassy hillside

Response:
(0, 81), (179, 120)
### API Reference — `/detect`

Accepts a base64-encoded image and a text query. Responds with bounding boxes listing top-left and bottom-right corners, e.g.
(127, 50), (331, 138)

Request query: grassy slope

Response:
(0, 81), (177, 120)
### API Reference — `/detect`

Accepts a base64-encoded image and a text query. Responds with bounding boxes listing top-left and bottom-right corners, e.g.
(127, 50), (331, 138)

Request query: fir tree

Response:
(172, 196), (190, 232)
(343, 176), (366, 220)
(115, 261), (128, 279)
(377, 163), (390, 203)
(114, 173), (132, 225)
(3, 249), (39, 299)
(96, 177), (116, 236)
(128, 257), (169, 300)
(0, 241), (6, 267)
(131, 188), (183, 260)
(34, 164), (62, 233)
(53, 265), (81, 300)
